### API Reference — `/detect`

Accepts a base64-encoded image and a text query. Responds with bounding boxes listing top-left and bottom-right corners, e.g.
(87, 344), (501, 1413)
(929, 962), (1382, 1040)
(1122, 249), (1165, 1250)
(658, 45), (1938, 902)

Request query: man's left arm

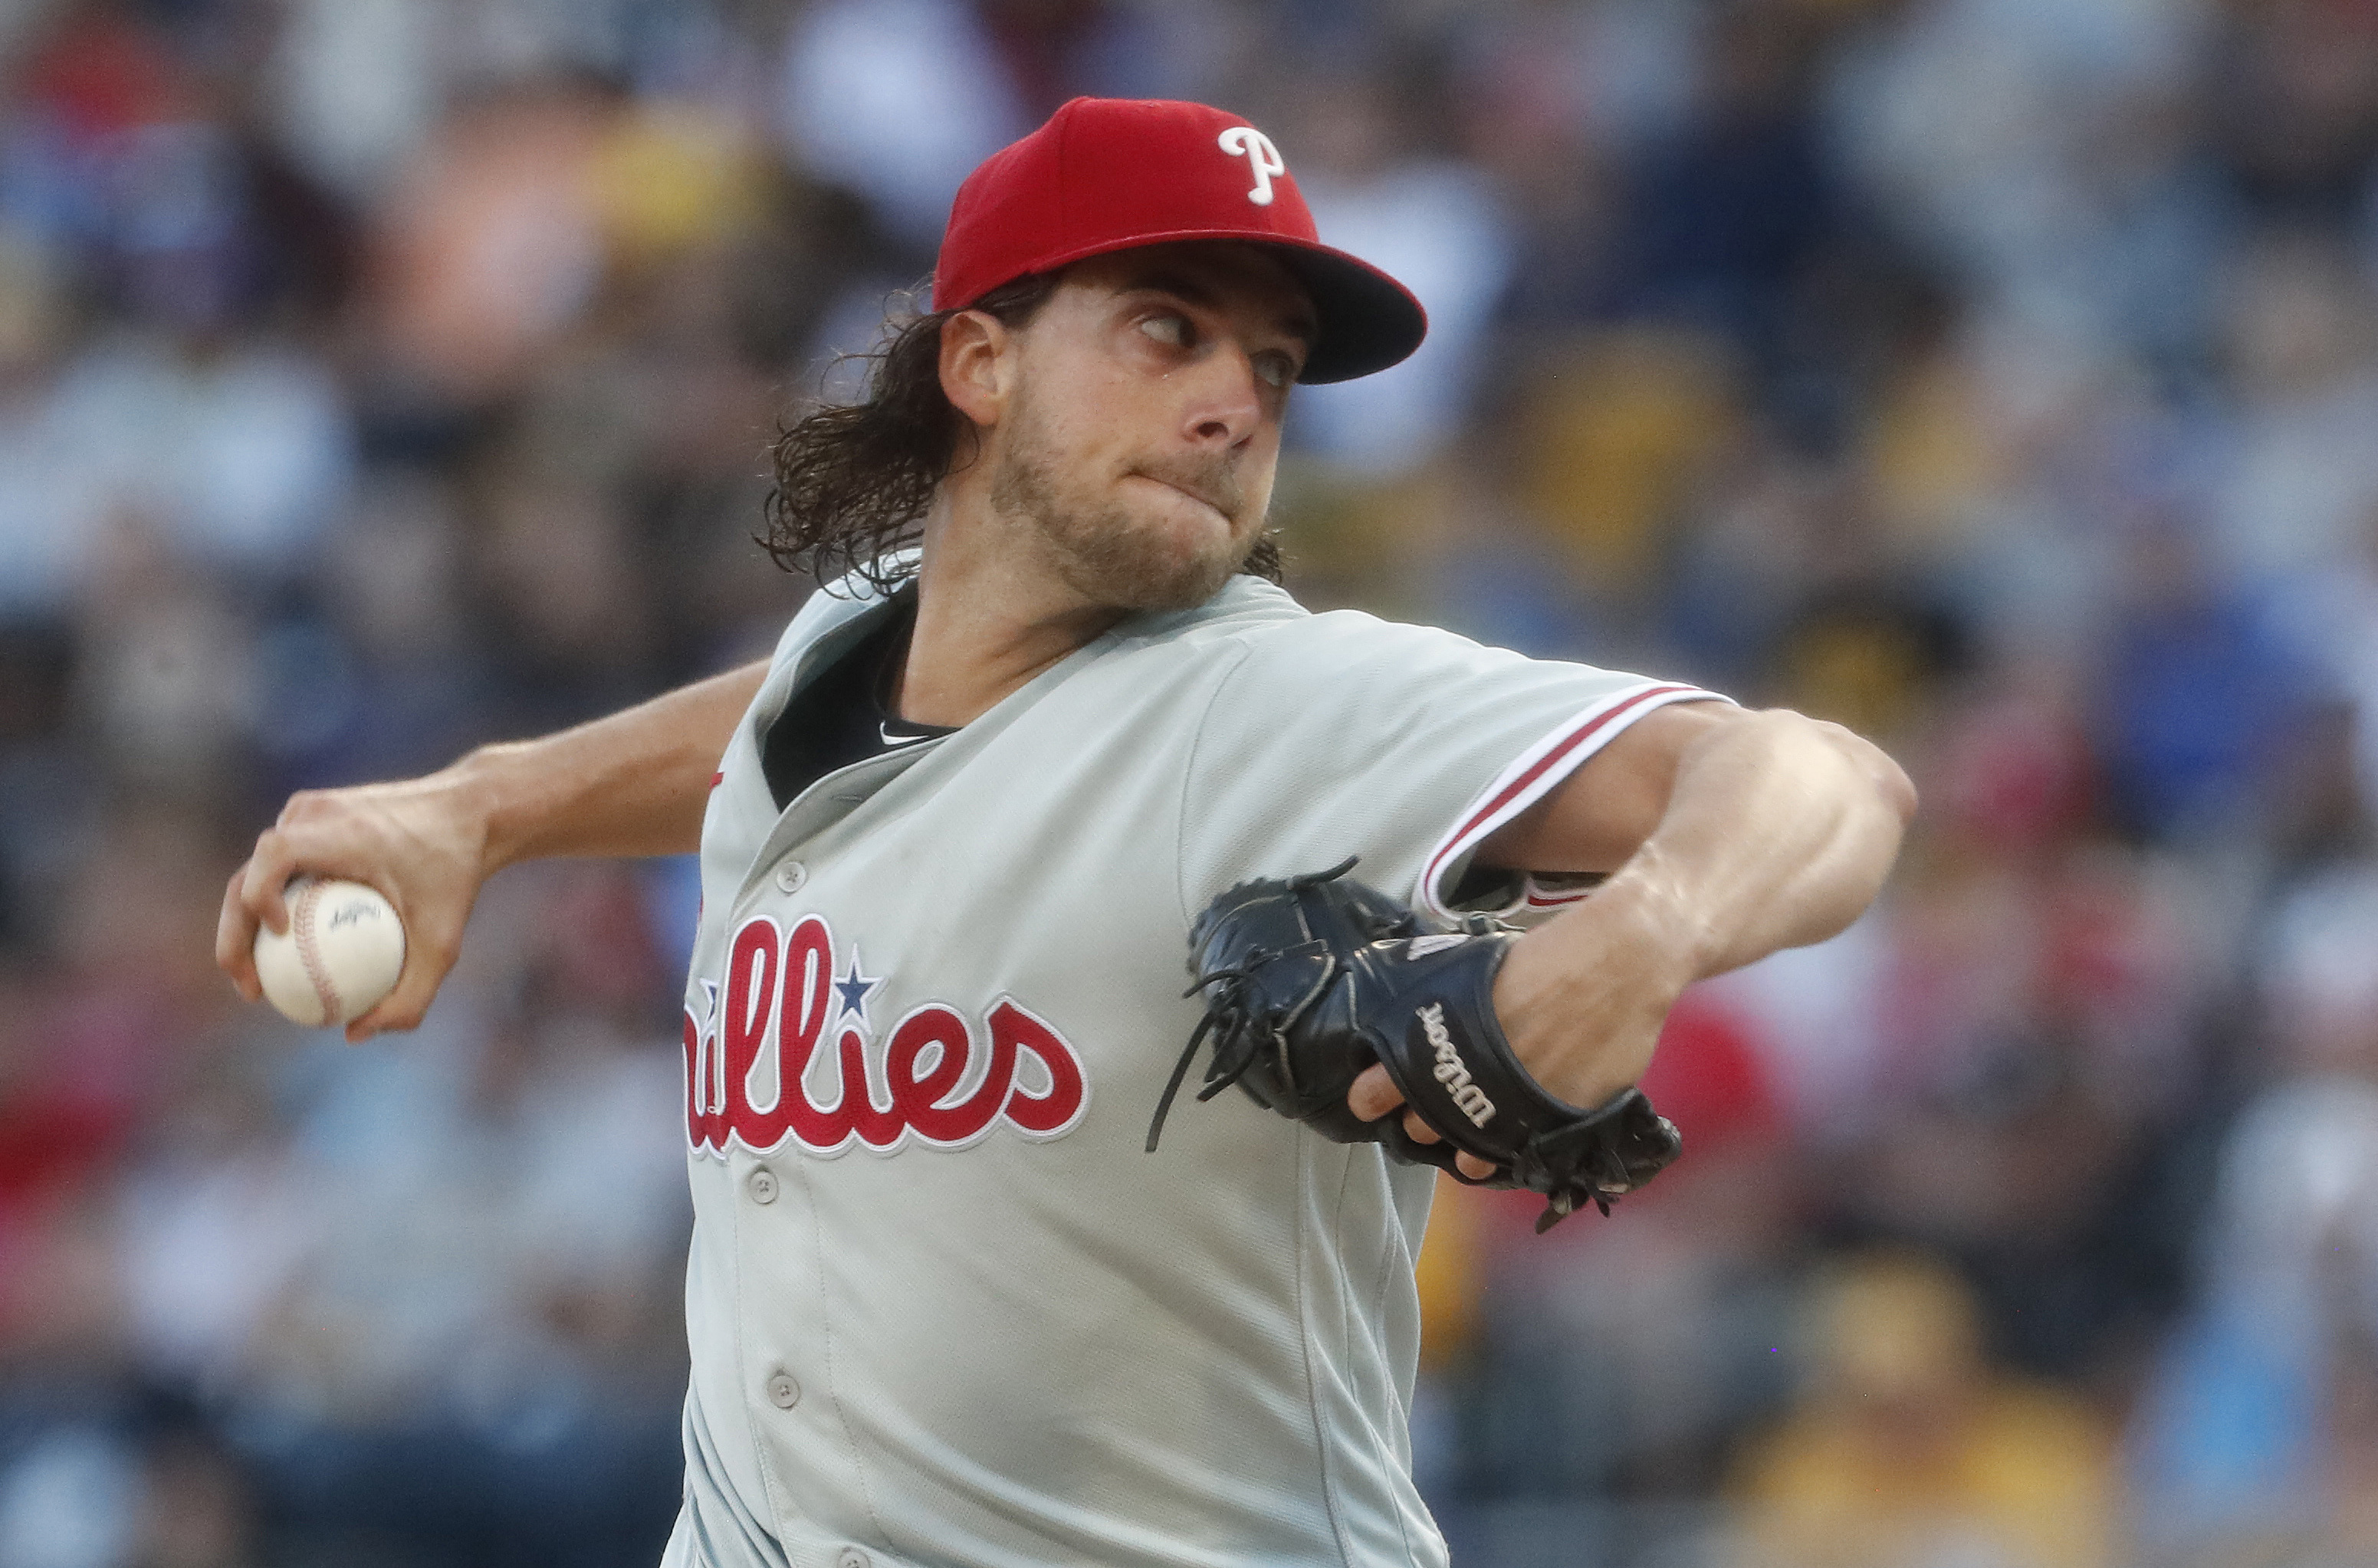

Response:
(1348, 704), (1917, 1166)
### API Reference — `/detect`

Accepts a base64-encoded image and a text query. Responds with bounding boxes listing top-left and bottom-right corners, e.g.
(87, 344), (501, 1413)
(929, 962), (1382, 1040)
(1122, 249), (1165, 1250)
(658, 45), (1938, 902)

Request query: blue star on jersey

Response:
(834, 950), (879, 1027)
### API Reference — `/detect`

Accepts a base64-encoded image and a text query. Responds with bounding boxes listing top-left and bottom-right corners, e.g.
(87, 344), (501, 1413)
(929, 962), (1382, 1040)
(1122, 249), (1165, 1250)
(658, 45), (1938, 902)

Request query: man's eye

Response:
(1138, 314), (1189, 347)
(1256, 353), (1296, 389)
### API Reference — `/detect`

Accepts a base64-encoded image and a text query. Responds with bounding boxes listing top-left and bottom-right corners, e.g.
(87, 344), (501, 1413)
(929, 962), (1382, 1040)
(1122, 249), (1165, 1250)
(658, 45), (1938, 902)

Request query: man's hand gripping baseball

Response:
(218, 771), (499, 1043)
(216, 664), (766, 1042)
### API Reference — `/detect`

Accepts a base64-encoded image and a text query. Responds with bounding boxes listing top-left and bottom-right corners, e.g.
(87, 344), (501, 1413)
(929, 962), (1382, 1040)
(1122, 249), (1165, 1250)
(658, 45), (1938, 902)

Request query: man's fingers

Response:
(239, 817), (394, 934)
(1401, 1113), (1496, 1179)
(346, 999), (406, 1044)
(1348, 1063), (1404, 1121)
(238, 832), (299, 935)
(215, 868), (263, 999)
(346, 921), (458, 1043)
(1349, 1060), (1501, 1182)
(349, 973), (431, 1043)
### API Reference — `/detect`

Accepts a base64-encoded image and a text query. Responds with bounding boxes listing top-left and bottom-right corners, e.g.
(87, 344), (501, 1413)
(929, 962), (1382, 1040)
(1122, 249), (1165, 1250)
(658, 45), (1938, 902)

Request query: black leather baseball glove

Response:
(1147, 858), (1683, 1231)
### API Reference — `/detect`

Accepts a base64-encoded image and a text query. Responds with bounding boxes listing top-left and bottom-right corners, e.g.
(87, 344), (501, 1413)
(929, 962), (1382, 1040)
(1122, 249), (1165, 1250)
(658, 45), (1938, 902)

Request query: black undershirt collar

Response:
(760, 589), (955, 810)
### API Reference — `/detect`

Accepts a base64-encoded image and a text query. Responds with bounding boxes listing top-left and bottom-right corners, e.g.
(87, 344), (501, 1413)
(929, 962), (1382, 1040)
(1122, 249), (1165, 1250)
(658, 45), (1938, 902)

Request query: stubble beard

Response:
(987, 391), (1262, 613)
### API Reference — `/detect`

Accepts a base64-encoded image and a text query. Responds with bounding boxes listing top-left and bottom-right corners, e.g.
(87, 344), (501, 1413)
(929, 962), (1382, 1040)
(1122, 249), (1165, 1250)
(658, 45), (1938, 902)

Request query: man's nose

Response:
(1181, 346), (1265, 448)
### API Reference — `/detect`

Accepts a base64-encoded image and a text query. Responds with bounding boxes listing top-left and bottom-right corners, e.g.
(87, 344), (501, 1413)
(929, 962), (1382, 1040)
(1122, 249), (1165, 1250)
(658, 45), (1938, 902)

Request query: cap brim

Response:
(1262, 241), (1430, 385)
(952, 228), (1429, 385)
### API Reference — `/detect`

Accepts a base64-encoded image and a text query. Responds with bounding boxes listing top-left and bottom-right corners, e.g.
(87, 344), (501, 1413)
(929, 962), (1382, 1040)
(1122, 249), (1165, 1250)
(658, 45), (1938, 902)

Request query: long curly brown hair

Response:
(762, 277), (1284, 595)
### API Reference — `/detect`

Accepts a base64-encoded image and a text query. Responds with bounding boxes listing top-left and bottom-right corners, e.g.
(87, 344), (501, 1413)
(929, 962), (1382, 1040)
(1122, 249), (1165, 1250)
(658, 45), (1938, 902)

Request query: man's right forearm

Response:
(466, 661), (770, 870)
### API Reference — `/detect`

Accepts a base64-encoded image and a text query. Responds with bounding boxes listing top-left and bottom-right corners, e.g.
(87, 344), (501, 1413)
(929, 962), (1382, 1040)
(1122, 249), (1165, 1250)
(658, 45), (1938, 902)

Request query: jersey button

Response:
(765, 1372), (801, 1410)
(747, 1168), (777, 1205)
(836, 1551), (870, 1568)
(774, 861), (806, 894)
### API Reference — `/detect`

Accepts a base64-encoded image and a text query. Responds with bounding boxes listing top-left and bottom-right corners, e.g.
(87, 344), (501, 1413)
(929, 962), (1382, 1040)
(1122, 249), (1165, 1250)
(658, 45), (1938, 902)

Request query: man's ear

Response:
(939, 310), (1012, 430)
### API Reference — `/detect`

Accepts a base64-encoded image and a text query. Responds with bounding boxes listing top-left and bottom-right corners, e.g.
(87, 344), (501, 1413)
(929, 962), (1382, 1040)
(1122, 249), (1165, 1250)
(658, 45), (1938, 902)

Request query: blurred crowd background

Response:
(2, 0), (2377, 1564)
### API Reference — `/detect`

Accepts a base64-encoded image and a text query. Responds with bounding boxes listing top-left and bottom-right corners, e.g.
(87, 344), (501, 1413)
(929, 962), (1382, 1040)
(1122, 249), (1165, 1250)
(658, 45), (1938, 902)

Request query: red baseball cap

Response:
(933, 97), (1427, 385)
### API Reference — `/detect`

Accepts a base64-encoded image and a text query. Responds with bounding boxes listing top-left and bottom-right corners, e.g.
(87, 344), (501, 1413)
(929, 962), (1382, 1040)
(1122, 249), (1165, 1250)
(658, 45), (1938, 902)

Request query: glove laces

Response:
(1146, 859), (1368, 1153)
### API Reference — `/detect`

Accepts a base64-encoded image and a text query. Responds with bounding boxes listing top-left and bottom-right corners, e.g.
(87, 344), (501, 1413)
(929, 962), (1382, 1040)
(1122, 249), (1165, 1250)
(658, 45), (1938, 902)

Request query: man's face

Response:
(977, 243), (1316, 612)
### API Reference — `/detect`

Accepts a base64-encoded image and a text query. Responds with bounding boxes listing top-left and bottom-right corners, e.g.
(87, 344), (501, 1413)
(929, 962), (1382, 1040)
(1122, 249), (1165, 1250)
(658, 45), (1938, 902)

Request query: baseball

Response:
(251, 877), (406, 1028)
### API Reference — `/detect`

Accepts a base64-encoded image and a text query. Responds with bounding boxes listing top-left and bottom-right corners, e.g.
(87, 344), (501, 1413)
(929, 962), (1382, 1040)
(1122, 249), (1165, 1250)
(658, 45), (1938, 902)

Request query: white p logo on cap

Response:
(1217, 126), (1286, 206)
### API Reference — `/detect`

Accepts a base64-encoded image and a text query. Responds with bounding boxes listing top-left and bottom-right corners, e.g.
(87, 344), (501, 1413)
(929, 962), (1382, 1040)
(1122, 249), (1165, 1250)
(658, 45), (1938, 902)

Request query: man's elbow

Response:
(1868, 745), (1920, 828)
(1810, 716), (1919, 827)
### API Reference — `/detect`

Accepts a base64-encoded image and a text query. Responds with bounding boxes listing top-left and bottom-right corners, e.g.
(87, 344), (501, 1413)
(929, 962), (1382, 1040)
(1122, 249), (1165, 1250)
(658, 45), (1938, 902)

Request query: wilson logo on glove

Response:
(1417, 1003), (1496, 1127)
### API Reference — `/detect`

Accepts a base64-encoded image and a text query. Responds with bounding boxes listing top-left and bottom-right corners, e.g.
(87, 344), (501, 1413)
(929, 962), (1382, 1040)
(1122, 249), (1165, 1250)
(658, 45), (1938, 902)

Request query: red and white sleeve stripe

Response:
(1417, 681), (1729, 922)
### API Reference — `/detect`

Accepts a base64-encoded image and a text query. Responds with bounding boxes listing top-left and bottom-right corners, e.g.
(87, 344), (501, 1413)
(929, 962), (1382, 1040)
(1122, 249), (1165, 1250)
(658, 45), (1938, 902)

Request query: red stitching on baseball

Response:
(292, 881), (343, 1025)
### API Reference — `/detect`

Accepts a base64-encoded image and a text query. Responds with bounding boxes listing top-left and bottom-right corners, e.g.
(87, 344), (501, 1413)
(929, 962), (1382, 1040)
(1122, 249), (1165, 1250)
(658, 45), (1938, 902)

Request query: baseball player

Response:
(218, 98), (1913, 1568)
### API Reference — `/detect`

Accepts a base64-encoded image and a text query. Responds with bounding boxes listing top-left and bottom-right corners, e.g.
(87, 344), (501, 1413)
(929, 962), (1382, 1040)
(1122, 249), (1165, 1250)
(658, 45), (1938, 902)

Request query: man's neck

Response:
(891, 497), (1130, 729)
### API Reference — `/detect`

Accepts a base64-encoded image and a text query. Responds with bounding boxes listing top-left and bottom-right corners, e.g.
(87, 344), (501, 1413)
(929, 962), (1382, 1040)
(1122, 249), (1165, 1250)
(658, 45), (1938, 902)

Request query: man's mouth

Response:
(1136, 469), (1237, 523)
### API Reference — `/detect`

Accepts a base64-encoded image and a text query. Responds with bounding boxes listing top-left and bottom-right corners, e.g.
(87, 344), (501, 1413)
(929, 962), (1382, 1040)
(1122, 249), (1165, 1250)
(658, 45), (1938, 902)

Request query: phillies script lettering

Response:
(683, 914), (1089, 1156)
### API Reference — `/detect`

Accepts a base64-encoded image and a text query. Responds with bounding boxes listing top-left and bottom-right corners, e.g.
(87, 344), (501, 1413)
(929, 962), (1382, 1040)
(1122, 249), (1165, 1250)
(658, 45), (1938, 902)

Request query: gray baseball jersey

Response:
(660, 569), (1721, 1568)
